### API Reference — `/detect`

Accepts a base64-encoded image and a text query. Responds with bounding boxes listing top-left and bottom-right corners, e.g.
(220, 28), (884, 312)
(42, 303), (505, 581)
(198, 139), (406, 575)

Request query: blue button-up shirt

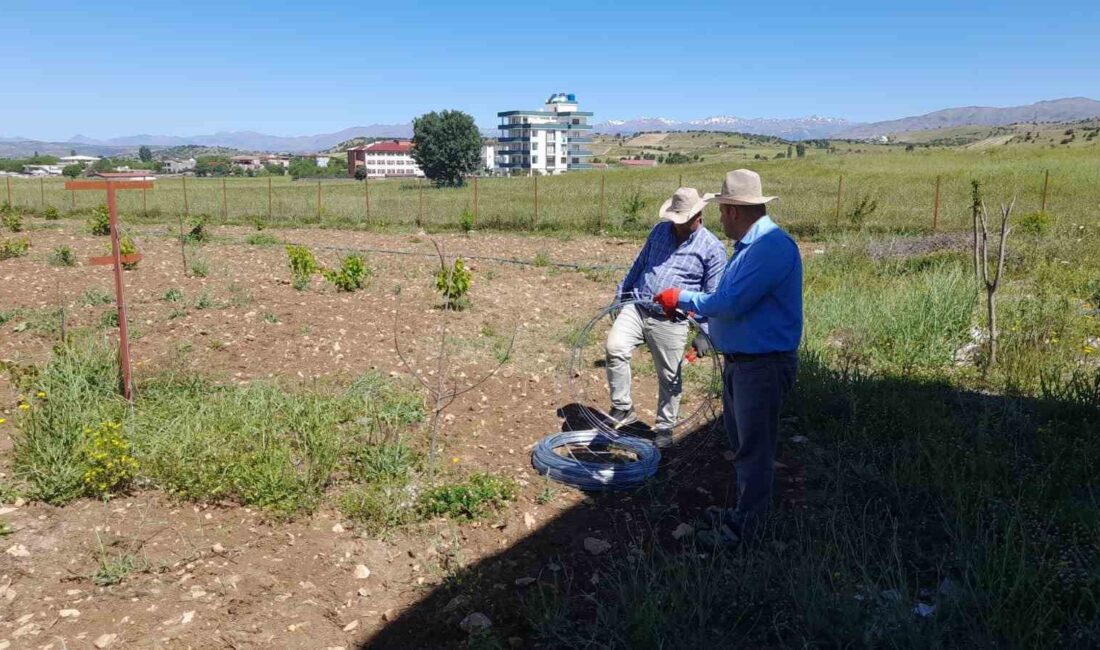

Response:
(618, 221), (727, 317)
(677, 216), (802, 354)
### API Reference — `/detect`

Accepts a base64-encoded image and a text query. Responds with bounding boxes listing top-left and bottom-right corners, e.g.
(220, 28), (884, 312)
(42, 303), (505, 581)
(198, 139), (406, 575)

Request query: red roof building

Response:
(346, 141), (423, 178)
(619, 159), (658, 168)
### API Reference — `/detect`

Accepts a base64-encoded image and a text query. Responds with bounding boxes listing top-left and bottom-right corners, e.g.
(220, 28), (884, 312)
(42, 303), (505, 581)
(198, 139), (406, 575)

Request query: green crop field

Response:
(2, 144), (1096, 237)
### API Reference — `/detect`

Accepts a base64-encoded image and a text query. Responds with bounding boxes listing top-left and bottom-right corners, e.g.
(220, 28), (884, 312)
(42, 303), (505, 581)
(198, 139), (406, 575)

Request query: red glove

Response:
(654, 288), (681, 317)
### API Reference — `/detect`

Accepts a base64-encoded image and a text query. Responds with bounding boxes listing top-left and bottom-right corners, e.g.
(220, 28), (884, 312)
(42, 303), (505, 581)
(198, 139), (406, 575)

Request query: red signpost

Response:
(65, 179), (152, 401)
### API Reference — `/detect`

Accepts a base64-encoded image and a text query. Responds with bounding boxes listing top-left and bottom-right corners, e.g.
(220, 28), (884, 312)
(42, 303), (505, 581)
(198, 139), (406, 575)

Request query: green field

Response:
(2, 144), (1095, 236)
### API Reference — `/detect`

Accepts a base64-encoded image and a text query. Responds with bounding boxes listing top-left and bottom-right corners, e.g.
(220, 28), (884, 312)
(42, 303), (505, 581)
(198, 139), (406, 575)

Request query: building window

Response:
(532, 156), (538, 164)
(531, 142), (538, 150)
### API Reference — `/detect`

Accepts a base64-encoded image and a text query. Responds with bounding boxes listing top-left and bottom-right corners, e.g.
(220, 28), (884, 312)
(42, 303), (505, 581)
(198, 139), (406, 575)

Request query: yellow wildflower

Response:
(452, 457), (460, 464)
(0, 418), (6, 424)
(35, 391), (46, 399)
(18, 403), (29, 411)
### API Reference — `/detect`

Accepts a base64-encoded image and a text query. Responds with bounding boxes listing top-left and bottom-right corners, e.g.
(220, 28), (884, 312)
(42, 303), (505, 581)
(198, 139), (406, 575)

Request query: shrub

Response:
(49, 245), (76, 267)
(1017, 210), (1054, 236)
(846, 195), (878, 228)
(621, 190), (646, 228)
(322, 253), (371, 292)
(43, 206), (60, 221)
(0, 238), (30, 260)
(339, 482), (418, 534)
(186, 215), (211, 243)
(435, 257), (472, 310)
(286, 244), (318, 290)
(189, 257), (209, 278)
(118, 235), (139, 270)
(87, 205), (110, 236)
(2, 212), (24, 232)
(246, 233), (281, 246)
(419, 473), (516, 520)
(162, 288), (184, 302)
(459, 208), (475, 234)
(81, 421), (139, 499)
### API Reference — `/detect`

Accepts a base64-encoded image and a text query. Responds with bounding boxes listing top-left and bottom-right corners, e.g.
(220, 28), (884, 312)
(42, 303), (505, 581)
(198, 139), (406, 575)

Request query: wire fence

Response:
(0, 163), (1070, 236)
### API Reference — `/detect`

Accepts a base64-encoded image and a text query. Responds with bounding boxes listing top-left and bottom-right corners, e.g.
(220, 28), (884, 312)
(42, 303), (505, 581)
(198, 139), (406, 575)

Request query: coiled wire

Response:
(531, 429), (661, 491)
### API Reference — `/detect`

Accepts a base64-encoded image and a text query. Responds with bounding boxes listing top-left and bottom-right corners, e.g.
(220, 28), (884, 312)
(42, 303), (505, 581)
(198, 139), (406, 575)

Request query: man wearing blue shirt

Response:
(607, 187), (728, 447)
(655, 169), (802, 544)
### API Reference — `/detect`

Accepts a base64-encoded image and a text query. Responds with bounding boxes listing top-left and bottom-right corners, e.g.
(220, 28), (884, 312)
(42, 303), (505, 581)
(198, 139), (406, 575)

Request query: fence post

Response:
(182, 175), (190, 220)
(5, 176), (10, 206)
(932, 175), (941, 232)
(177, 210), (189, 276)
(834, 174), (844, 226)
(534, 174), (539, 229)
(418, 178), (424, 229)
(72, 188), (76, 211)
(599, 172), (605, 232)
(364, 175), (369, 221)
(1040, 169), (1049, 213)
(141, 187), (146, 213)
(40, 177), (45, 209)
(316, 181), (322, 221)
(472, 175), (478, 226)
(222, 178), (228, 222)
(267, 175), (273, 221)
(678, 173), (683, 188)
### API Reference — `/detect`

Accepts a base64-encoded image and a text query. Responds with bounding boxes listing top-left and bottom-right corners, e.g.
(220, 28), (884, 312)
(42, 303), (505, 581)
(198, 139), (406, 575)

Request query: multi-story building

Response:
(497, 93), (593, 175)
(346, 140), (424, 178)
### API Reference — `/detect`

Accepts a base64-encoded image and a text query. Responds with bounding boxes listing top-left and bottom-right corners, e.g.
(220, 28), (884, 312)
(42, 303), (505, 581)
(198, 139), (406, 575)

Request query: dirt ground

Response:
(0, 220), (803, 648)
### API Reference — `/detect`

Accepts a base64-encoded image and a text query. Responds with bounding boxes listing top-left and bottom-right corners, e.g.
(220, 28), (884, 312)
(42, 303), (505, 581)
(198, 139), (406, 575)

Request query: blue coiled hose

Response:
(531, 429), (661, 491)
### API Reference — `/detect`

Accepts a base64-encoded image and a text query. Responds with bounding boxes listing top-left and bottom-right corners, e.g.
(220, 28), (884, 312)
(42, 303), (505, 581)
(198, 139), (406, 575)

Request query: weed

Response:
(419, 473), (516, 521)
(847, 195), (878, 228)
(339, 482), (418, 534)
(286, 244), (318, 290)
(322, 253), (372, 292)
(48, 245), (76, 267)
(162, 287), (185, 303)
(2, 211), (24, 232)
(436, 258), (472, 310)
(349, 441), (420, 484)
(262, 312), (279, 324)
(87, 205), (110, 236)
(118, 235), (139, 270)
(81, 421), (139, 498)
(227, 282), (254, 307)
(0, 237), (30, 260)
(0, 521), (11, 537)
(533, 251), (552, 267)
(193, 288), (218, 310)
(1017, 210), (1054, 236)
(459, 208), (475, 234)
(42, 206), (60, 221)
(621, 190), (646, 228)
(99, 311), (120, 329)
(185, 214), (211, 243)
(246, 233), (281, 246)
(82, 288), (114, 306)
(189, 257), (210, 278)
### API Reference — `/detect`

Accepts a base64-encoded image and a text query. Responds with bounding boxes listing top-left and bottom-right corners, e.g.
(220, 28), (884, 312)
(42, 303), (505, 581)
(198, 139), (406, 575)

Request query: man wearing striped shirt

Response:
(606, 187), (728, 447)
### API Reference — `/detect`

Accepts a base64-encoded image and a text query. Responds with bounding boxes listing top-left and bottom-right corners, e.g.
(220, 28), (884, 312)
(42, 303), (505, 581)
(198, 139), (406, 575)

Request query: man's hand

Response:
(691, 335), (712, 358)
(654, 288), (681, 318)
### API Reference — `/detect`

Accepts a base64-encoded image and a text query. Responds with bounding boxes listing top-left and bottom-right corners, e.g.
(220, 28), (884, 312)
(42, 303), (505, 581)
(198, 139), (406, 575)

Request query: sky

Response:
(2, 0), (1098, 141)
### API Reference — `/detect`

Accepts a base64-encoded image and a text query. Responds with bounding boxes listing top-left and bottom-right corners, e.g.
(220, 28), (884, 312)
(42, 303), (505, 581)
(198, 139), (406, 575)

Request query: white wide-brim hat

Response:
(705, 169), (777, 205)
(659, 187), (710, 224)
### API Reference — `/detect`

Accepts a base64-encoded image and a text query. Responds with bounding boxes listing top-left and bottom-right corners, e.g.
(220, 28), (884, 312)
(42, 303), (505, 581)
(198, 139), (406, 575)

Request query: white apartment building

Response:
(497, 93), (593, 175)
(346, 141), (424, 178)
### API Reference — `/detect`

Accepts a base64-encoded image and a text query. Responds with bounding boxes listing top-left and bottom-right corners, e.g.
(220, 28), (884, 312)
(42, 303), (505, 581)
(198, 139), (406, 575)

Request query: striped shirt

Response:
(617, 222), (727, 317)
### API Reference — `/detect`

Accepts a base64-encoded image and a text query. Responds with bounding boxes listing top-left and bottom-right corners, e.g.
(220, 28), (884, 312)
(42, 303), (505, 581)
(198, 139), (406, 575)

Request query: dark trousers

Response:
(721, 352), (798, 538)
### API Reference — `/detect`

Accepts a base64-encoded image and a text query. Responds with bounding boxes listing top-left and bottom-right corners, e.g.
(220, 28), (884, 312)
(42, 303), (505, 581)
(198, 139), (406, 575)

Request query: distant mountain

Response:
(0, 139), (135, 158)
(67, 125), (415, 153)
(835, 97), (1100, 139)
(594, 115), (854, 139)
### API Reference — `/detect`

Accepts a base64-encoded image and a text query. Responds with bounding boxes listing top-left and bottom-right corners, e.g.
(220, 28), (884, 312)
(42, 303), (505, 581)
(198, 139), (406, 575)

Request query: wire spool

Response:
(531, 429), (661, 491)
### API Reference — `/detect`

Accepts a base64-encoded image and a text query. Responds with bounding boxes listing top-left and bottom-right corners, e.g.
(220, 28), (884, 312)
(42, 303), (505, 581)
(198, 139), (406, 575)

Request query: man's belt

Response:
(723, 351), (797, 363)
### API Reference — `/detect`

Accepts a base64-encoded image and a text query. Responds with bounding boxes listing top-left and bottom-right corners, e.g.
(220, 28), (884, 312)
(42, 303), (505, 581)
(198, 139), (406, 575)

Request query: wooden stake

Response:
(316, 181), (322, 220)
(418, 178), (424, 228)
(141, 187), (146, 213)
(679, 173), (683, 188)
(182, 175), (190, 219)
(40, 177), (45, 208)
(534, 174), (539, 228)
(5, 176), (10, 206)
(222, 178), (228, 222)
(177, 210), (188, 276)
(834, 174), (844, 226)
(1040, 169), (1049, 213)
(267, 175), (273, 221)
(599, 172), (605, 232)
(71, 188), (76, 210)
(106, 184), (134, 401)
(472, 175), (478, 226)
(933, 175), (941, 232)
(364, 175), (370, 221)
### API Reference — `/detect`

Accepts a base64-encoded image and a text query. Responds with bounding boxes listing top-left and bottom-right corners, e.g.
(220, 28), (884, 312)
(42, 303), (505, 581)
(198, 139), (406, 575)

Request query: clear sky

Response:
(2, 0), (1097, 140)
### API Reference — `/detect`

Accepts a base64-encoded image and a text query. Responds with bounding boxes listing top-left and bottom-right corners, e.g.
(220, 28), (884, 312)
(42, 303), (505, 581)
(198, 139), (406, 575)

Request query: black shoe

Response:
(607, 407), (638, 428)
(653, 428), (673, 448)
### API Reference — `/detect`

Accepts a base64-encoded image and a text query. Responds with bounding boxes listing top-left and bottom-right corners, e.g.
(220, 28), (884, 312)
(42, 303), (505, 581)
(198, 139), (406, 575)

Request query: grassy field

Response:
(2, 144), (1097, 237)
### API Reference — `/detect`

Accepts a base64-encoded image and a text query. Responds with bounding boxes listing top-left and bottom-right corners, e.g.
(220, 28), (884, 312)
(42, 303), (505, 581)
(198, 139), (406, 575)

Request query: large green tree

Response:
(410, 110), (481, 187)
(138, 146), (153, 163)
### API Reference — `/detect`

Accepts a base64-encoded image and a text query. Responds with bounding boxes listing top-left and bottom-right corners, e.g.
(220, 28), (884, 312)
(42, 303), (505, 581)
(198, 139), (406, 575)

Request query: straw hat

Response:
(659, 187), (709, 224)
(705, 169), (777, 205)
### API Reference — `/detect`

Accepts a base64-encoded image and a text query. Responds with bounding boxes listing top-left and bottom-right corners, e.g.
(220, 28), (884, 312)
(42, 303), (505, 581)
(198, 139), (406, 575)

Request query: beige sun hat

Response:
(705, 169), (777, 205)
(659, 187), (709, 224)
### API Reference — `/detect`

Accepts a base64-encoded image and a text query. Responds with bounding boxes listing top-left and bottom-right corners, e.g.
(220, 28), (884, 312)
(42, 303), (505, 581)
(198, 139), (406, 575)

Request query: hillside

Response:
(836, 97), (1100, 139)
(888, 118), (1100, 149)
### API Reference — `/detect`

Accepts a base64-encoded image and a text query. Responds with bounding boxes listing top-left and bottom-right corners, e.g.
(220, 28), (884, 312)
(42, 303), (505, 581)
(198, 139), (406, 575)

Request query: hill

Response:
(836, 97), (1100, 139)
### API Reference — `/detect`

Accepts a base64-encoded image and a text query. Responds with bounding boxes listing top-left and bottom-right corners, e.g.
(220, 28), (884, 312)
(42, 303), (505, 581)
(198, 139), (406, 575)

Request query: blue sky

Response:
(2, 0), (1097, 140)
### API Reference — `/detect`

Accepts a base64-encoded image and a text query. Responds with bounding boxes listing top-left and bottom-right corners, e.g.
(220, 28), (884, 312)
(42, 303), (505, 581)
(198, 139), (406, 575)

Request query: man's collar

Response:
(736, 216), (776, 247)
